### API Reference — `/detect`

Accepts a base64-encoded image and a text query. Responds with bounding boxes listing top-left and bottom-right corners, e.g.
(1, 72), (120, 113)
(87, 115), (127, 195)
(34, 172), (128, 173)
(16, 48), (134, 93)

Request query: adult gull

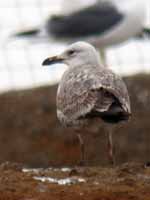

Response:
(14, 0), (148, 64)
(14, 0), (148, 45)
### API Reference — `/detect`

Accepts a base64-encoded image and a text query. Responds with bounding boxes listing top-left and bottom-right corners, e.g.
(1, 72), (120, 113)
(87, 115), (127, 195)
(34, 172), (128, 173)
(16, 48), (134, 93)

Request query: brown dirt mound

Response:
(0, 74), (150, 167)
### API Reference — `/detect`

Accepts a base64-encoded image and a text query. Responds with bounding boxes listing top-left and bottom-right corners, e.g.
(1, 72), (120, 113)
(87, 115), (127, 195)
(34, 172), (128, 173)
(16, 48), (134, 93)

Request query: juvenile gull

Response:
(42, 41), (131, 165)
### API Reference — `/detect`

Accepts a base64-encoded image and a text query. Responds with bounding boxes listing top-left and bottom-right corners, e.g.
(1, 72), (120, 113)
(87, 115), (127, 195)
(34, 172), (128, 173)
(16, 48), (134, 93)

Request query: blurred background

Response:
(0, 0), (150, 92)
(0, 0), (150, 168)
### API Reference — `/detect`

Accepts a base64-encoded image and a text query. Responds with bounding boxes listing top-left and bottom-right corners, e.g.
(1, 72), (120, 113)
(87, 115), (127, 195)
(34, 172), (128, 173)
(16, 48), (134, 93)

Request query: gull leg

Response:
(107, 129), (115, 165)
(69, 133), (85, 176)
(99, 48), (107, 67)
(77, 134), (85, 166)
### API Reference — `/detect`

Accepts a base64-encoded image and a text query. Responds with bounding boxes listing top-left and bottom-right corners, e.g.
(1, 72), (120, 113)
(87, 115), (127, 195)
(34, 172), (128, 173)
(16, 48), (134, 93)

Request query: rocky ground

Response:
(0, 73), (150, 199)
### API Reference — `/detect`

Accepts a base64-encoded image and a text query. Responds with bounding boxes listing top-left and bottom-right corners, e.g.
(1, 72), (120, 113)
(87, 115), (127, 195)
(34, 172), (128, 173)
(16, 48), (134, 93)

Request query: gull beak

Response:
(42, 55), (63, 66)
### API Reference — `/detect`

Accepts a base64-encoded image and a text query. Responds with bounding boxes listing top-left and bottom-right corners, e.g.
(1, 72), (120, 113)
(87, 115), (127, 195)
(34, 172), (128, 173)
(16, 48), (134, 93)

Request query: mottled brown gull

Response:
(42, 41), (131, 165)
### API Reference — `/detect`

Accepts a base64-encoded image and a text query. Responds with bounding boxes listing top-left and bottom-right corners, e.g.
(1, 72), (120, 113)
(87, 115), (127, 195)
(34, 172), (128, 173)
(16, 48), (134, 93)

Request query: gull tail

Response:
(13, 28), (40, 37)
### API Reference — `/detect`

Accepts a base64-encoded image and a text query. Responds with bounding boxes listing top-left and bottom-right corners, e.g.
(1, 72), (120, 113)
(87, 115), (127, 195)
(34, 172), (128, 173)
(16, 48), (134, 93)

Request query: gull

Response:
(50, 0), (146, 43)
(14, 0), (148, 45)
(42, 41), (131, 165)
(14, 0), (149, 64)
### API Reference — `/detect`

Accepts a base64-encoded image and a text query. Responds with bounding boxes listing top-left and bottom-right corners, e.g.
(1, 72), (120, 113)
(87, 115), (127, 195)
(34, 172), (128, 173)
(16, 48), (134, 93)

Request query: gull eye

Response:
(68, 50), (75, 56)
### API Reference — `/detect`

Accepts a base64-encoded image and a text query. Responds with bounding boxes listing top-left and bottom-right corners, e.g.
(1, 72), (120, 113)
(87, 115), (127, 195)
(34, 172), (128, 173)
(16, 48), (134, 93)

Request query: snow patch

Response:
(22, 168), (43, 173)
(34, 176), (86, 185)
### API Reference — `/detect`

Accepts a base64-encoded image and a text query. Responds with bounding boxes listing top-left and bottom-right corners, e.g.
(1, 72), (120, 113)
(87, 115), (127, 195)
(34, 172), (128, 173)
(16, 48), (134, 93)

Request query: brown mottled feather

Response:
(57, 64), (131, 126)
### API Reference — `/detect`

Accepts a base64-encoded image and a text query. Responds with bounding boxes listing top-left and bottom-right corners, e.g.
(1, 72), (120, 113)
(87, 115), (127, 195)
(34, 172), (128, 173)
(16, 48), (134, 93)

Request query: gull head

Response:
(42, 41), (101, 68)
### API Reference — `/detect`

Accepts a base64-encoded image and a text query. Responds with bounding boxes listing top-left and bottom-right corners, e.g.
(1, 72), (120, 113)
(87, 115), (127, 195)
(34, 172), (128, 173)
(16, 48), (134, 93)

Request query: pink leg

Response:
(77, 134), (85, 166)
(107, 129), (115, 165)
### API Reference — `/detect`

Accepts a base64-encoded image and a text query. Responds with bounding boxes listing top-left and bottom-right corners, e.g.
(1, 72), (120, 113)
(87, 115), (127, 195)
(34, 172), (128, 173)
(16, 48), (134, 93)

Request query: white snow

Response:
(34, 176), (86, 185)
(22, 168), (43, 173)
(22, 167), (71, 173)
(22, 167), (85, 185)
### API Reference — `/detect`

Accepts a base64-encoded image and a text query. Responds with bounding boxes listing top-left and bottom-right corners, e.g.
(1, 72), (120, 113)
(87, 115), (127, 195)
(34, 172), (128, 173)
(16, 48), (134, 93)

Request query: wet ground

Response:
(0, 162), (150, 200)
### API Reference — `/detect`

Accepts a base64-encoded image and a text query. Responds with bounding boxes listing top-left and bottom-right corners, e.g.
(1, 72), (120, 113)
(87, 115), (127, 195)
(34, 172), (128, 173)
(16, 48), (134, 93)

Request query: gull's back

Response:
(57, 64), (131, 127)
(48, 1), (123, 38)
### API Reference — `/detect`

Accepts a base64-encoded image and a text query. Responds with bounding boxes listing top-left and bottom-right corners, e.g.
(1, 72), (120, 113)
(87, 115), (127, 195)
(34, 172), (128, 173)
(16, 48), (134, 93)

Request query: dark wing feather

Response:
(48, 2), (123, 38)
(86, 89), (130, 123)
